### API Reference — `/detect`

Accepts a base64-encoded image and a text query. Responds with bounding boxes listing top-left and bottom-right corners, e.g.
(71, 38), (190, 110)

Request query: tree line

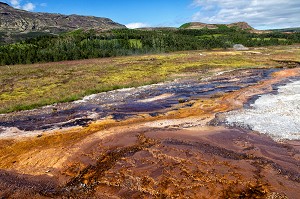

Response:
(1, 28), (300, 66)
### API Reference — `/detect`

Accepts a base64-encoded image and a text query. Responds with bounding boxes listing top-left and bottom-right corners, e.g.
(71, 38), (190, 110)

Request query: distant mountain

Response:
(179, 22), (262, 32)
(0, 2), (126, 43)
(270, 27), (300, 33)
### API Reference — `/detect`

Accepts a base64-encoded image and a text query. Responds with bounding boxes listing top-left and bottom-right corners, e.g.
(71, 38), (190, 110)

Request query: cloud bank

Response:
(192, 0), (300, 29)
(126, 22), (149, 29)
(22, 2), (35, 11)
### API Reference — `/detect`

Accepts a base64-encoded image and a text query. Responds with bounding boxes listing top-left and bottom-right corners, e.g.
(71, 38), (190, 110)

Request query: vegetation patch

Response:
(1, 28), (300, 66)
(0, 45), (299, 113)
(179, 23), (192, 29)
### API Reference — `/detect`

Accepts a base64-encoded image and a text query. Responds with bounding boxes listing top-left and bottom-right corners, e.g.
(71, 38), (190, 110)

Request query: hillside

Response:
(0, 2), (126, 43)
(179, 22), (262, 32)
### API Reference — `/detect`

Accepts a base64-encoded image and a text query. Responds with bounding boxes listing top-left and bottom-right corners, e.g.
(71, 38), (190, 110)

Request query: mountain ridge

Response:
(0, 2), (125, 37)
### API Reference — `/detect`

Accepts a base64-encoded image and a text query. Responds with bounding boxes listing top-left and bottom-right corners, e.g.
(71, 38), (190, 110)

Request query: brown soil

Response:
(0, 68), (299, 198)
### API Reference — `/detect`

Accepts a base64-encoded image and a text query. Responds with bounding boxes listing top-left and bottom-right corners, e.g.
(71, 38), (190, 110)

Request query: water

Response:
(0, 68), (279, 131)
(225, 79), (300, 140)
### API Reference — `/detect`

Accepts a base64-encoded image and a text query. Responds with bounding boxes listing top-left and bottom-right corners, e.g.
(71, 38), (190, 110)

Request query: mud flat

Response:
(0, 67), (299, 198)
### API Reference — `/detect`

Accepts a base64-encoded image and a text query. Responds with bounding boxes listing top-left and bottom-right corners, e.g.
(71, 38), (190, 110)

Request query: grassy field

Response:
(252, 37), (287, 41)
(0, 45), (299, 113)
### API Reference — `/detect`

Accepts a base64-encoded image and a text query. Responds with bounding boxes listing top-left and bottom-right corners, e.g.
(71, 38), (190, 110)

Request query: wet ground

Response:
(0, 67), (299, 198)
(0, 68), (278, 132)
(0, 126), (299, 198)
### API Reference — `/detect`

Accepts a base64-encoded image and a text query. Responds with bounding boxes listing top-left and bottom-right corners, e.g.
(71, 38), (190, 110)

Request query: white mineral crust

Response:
(225, 80), (300, 140)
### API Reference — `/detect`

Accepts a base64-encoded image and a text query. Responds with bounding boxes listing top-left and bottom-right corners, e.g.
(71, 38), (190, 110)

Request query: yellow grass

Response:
(0, 45), (299, 113)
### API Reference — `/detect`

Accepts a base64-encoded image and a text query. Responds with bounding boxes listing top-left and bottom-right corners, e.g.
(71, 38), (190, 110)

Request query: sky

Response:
(3, 0), (300, 30)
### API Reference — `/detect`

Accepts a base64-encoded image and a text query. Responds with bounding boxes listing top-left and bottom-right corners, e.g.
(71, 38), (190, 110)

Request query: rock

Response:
(227, 22), (254, 30)
(233, 44), (249, 51)
(0, 2), (126, 36)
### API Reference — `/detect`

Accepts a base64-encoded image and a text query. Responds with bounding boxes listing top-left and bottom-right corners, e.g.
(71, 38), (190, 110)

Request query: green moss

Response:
(0, 46), (299, 113)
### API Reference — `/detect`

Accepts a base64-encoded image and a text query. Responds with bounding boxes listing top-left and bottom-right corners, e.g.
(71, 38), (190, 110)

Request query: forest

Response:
(1, 27), (300, 66)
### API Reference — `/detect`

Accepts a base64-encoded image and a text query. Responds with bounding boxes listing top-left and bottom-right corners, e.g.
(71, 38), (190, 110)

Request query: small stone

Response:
(178, 98), (187, 103)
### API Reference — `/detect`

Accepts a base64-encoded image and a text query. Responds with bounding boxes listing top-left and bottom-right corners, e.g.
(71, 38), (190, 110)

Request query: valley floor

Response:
(0, 46), (300, 198)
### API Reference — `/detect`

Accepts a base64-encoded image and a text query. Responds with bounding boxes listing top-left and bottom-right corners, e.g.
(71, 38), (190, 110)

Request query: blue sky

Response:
(3, 0), (300, 29)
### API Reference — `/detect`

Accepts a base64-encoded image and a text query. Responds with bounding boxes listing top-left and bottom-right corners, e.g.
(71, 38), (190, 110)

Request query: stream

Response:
(0, 68), (279, 133)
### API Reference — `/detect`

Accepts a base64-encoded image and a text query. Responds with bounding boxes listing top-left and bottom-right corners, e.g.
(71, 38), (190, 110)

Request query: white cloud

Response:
(10, 0), (19, 6)
(191, 0), (300, 29)
(22, 2), (35, 11)
(126, 22), (149, 29)
(9, 0), (20, 8)
(6, 0), (36, 11)
(40, 3), (47, 7)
